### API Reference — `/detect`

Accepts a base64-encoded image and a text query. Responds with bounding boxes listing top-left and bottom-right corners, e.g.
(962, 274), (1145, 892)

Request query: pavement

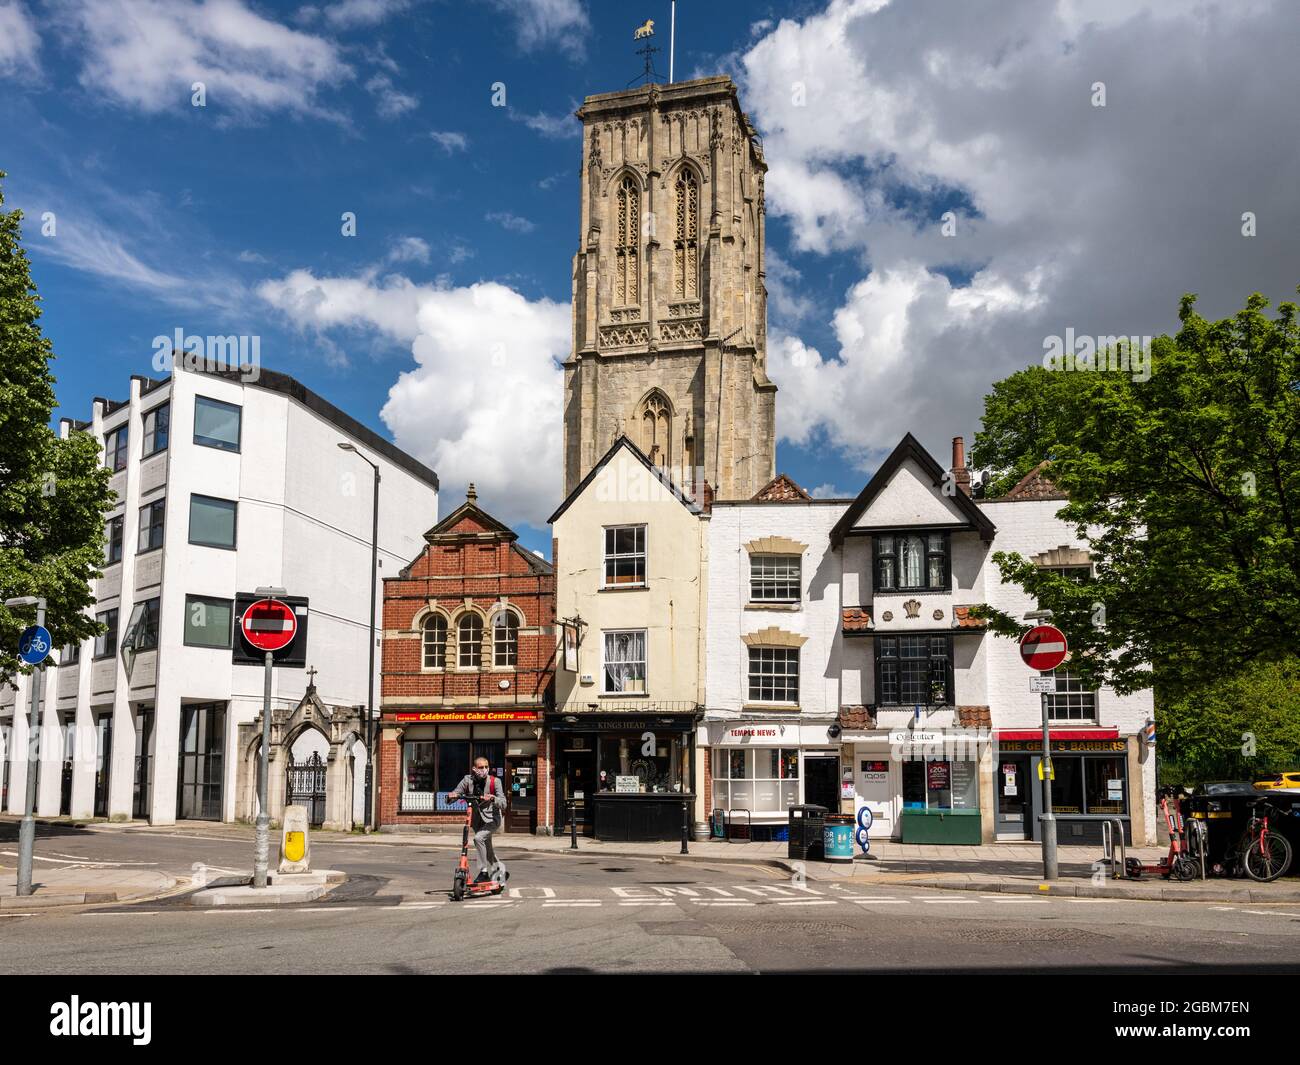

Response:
(5, 815), (1300, 905)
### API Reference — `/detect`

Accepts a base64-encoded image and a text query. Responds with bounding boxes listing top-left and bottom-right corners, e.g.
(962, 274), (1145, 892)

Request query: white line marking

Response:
(1241, 909), (1300, 918)
(83, 911), (160, 917)
(0, 913), (36, 918)
(775, 900), (838, 906)
(848, 898), (909, 905)
(618, 901), (675, 906)
(993, 899), (1049, 904)
(691, 901), (754, 907)
(922, 898), (979, 904)
(293, 907), (356, 913)
(204, 908), (276, 914)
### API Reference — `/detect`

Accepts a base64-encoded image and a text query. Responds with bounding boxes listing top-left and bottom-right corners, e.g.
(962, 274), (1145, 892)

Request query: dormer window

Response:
(874, 532), (948, 592)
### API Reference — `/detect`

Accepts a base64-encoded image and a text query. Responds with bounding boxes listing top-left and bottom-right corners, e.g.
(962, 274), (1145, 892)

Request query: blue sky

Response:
(3, 0), (1297, 556)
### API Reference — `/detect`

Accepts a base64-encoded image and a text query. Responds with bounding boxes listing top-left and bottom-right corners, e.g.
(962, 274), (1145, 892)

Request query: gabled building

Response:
(548, 436), (705, 840)
(378, 487), (554, 832)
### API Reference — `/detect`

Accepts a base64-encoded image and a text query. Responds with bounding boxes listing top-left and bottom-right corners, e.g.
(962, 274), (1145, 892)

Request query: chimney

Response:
(466, 483), (477, 504)
(951, 437), (972, 496)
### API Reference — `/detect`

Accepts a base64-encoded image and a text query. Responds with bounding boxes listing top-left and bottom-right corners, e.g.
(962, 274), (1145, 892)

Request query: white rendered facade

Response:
(0, 363), (438, 825)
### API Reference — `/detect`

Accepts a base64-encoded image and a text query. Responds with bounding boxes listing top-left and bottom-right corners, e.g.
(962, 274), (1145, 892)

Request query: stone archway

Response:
(235, 681), (364, 830)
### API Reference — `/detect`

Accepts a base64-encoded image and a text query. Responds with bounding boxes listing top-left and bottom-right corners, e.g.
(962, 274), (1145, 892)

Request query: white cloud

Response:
(237, 249), (268, 263)
(809, 483), (845, 499)
(258, 269), (570, 528)
(484, 0), (589, 58)
(486, 211), (535, 234)
(387, 236), (430, 264)
(742, 0), (1300, 464)
(429, 130), (468, 153)
(509, 107), (578, 139)
(0, 1), (41, 77)
(322, 0), (408, 26)
(54, 0), (351, 119)
(365, 73), (417, 118)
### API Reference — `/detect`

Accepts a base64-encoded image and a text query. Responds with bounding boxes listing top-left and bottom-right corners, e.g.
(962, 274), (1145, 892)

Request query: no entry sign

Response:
(240, 598), (298, 653)
(1020, 624), (1068, 672)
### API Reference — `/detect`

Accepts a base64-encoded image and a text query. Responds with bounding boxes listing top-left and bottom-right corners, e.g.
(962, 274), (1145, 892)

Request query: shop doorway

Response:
(804, 752), (840, 811)
(557, 743), (596, 837)
(94, 713), (113, 818)
(996, 755), (1032, 839)
(505, 755), (536, 833)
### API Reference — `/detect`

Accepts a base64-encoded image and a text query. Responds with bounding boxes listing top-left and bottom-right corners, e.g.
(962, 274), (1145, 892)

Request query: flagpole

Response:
(669, 0), (676, 83)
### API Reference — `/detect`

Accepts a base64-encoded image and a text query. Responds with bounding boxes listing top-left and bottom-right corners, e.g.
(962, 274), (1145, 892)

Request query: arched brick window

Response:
(422, 615), (446, 669)
(458, 614), (483, 668)
(493, 611), (519, 667)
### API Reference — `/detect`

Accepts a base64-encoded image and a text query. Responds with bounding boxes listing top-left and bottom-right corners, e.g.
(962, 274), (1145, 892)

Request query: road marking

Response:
(1241, 909), (1300, 918)
(399, 902), (448, 908)
(775, 900), (838, 907)
(294, 907), (356, 913)
(618, 901), (675, 906)
(921, 898), (978, 904)
(993, 899), (1050, 904)
(84, 911), (160, 917)
(204, 908), (277, 914)
(0, 913), (36, 918)
(691, 900), (755, 907)
(847, 898), (908, 905)
(542, 902), (602, 907)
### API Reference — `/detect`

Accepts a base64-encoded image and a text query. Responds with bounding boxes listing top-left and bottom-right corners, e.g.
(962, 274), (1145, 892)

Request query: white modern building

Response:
(0, 361), (439, 825)
(702, 435), (1156, 846)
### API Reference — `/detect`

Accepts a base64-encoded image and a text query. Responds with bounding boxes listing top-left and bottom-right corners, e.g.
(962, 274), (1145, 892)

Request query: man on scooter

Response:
(448, 757), (508, 883)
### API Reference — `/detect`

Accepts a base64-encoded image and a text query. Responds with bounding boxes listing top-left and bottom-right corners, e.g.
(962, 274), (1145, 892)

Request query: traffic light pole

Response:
(254, 650), (273, 889)
(16, 600), (47, 897)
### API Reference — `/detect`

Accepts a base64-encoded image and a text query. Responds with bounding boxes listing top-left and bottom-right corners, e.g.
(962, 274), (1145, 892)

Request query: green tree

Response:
(0, 170), (113, 680)
(970, 365), (1079, 496)
(1158, 658), (1300, 783)
(972, 289), (1300, 700)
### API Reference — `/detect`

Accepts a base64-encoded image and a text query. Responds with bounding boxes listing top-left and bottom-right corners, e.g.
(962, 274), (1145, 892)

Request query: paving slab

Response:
(0, 867), (177, 909)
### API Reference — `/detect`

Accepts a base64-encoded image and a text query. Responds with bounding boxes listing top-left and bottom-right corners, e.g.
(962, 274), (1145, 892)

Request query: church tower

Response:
(563, 75), (777, 500)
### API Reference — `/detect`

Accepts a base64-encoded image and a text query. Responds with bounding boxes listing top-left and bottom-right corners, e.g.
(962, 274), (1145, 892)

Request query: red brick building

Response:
(378, 487), (554, 831)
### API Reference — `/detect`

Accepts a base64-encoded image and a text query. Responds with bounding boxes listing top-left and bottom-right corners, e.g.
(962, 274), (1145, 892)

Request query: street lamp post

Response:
(6, 595), (47, 897)
(339, 443), (380, 831)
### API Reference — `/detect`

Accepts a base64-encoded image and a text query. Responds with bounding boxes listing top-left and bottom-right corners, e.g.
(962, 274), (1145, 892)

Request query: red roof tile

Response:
(952, 606), (987, 630)
(841, 607), (873, 632)
(753, 473), (812, 502)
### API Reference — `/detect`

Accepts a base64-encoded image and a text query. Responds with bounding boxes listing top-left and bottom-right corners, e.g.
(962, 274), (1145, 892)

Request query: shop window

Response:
(901, 757), (979, 811)
(713, 748), (800, 812)
(400, 732), (505, 813)
(749, 554), (800, 603)
(1044, 668), (1096, 721)
(1084, 756), (1128, 815)
(1050, 757), (1084, 814)
(603, 525), (646, 587)
(874, 532), (948, 592)
(747, 647), (799, 704)
(597, 733), (684, 794)
(877, 635), (951, 706)
(602, 630), (646, 694)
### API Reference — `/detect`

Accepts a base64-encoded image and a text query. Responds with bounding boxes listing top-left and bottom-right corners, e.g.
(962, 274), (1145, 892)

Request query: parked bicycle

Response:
(1218, 797), (1293, 883)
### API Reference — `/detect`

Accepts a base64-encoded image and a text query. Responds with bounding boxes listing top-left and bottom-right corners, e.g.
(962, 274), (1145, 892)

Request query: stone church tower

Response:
(563, 75), (777, 501)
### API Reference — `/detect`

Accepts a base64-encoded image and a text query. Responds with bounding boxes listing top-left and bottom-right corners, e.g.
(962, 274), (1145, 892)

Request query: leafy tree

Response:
(971, 365), (1079, 497)
(0, 170), (113, 681)
(972, 289), (1300, 700)
(1157, 658), (1300, 783)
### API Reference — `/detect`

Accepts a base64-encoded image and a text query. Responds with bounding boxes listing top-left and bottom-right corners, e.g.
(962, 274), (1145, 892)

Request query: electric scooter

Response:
(450, 790), (509, 901)
(1123, 786), (1200, 881)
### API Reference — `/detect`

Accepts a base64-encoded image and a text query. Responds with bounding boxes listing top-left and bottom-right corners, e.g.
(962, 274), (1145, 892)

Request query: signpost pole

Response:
(254, 649), (273, 889)
(16, 599), (47, 897)
(1039, 691), (1058, 880)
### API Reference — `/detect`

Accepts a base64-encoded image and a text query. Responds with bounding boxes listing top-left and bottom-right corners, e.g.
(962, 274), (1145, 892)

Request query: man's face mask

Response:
(473, 765), (489, 778)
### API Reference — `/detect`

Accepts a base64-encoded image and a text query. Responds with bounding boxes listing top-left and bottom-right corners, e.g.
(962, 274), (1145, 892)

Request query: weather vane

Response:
(627, 18), (665, 88)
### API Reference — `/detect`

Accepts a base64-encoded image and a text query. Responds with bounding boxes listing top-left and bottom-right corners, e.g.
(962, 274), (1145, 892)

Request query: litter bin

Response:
(788, 805), (828, 861)
(823, 814), (854, 863)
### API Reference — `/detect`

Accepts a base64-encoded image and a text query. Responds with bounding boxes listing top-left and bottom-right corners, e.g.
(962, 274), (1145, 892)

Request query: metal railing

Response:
(1101, 817), (1126, 878)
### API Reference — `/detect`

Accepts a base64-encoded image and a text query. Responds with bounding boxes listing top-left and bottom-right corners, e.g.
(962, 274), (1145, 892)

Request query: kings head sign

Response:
(1019, 624), (1068, 672)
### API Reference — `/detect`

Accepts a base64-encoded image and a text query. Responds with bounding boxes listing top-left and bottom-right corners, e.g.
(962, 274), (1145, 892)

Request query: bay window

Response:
(877, 634), (951, 706)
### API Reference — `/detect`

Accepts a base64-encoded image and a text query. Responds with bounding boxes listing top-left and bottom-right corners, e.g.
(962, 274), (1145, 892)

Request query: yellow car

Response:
(1256, 772), (1300, 790)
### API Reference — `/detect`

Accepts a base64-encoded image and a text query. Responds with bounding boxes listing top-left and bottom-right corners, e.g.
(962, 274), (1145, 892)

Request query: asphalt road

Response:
(3, 824), (1300, 975)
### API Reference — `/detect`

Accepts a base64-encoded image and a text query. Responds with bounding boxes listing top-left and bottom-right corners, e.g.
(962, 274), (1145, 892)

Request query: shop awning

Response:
(996, 729), (1119, 741)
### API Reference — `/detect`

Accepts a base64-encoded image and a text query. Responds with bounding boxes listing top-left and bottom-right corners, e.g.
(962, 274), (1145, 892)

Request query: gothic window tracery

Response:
(673, 169), (699, 301)
(615, 175), (640, 306)
(639, 391), (672, 470)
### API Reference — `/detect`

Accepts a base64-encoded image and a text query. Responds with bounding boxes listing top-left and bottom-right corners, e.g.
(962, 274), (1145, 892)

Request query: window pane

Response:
(95, 610), (118, 658)
(185, 596), (232, 648)
(194, 397), (241, 451)
(756, 749), (779, 779)
(458, 616), (482, 667)
(750, 554), (800, 602)
(604, 525), (646, 585)
(138, 500), (165, 552)
(143, 403), (170, 456)
(603, 630), (646, 692)
(747, 647), (799, 703)
(780, 749), (799, 779)
(1051, 757), (1084, 814)
(437, 741), (471, 794)
(1084, 757), (1127, 815)
(105, 516), (123, 564)
(423, 617), (446, 668)
(493, 613), (518, 667)
(189, 495), (237, 547)
(900, 535), (925, 588)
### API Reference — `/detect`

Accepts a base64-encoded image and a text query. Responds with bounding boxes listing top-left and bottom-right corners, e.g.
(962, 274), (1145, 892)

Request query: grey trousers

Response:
(473, 826), (500, 876)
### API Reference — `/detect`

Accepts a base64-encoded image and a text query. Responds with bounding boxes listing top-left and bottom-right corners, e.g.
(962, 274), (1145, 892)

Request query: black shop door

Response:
(804, 754), (840, 811)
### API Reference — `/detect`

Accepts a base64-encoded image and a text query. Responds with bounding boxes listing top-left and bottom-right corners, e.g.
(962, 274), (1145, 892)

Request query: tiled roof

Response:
(1002, 461), (1068, 501)
(838, 705), (876, 730)
(841, 607), (873, 632)
(753, 473), (812, 502)
(952, 606), (987, 630)
(956, 705), (991, 728)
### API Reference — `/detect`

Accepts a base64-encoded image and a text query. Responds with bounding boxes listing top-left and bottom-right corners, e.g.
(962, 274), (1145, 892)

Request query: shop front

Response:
(381, 709), (542, 832)
(846, 729), (986, 844)
(705, 720), (841, 837)
(995, 731), (1134, 845)
(547, 710), (699, 842)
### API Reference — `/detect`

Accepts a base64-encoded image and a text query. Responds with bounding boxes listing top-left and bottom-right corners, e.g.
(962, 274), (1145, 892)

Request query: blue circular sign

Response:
(18, 625), (52, 665)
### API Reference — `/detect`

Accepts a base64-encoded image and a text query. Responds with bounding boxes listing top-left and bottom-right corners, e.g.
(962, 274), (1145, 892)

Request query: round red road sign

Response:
(1020, 624), (1068, 672)
(241, 598), (298, 653)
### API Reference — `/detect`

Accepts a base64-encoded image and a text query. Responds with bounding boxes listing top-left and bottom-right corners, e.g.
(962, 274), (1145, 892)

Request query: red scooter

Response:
(450, 786), (509, 901)
(1124, 786), (1200, 881)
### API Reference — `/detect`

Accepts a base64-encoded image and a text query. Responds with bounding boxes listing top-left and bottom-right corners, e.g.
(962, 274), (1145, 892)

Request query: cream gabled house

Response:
(547, 436), (706, 841)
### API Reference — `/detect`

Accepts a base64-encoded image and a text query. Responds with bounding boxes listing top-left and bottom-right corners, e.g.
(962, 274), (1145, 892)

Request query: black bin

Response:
(788, 804), (828, 860)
